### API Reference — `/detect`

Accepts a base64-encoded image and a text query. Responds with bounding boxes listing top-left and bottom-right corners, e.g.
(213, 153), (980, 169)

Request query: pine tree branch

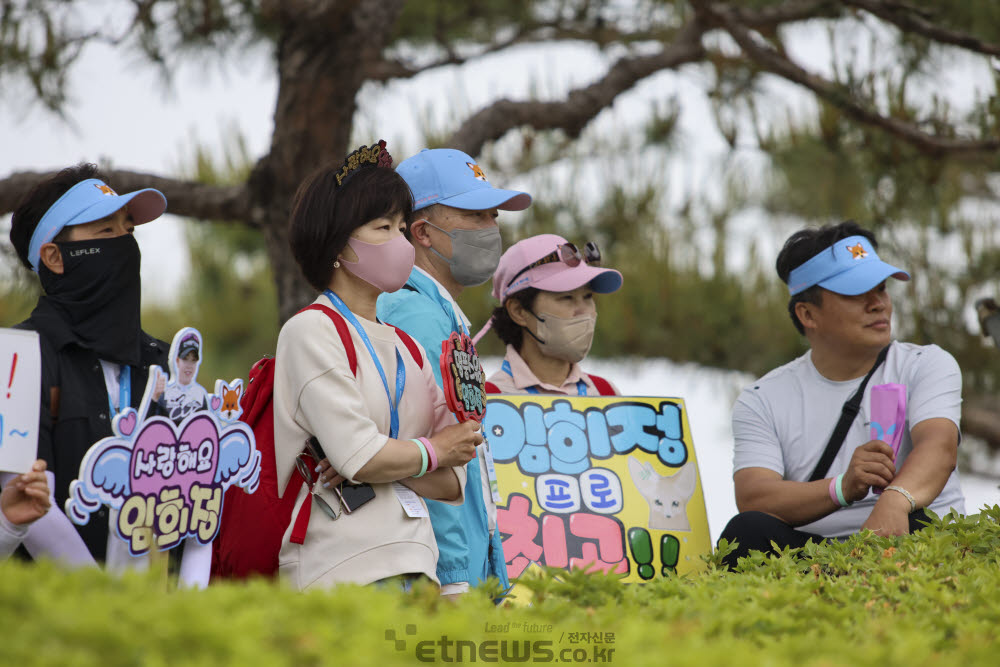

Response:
(368, 28), (540, 81)
(368, 22), (686, 82)
(705, 4), (1000, 158)
(440, 1), (855, 156)
(844, 0), (1000, 57)
(728, 0), (843, 27)
(445, 22), (707, 157)
(372, 1), (841, 83)
(0, 170), (258, 227)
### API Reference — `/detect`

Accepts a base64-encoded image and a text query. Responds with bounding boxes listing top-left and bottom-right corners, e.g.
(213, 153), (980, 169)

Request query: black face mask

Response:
(38, 234), (143, 366)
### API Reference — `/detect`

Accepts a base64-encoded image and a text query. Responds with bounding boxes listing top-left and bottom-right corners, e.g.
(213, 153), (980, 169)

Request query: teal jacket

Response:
(377, 269), (509, 594)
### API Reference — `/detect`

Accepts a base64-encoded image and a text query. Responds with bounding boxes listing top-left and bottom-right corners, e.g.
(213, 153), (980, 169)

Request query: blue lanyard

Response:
(107, 365), (131, 416)
(324, 290), (405, 438)
(451, 304), (469, 337)
(501, 359), (587, 396)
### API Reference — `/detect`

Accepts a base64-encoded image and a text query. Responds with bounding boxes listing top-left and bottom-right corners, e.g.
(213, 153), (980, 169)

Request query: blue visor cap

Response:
(397, 148), (531, 212)
(28, 178), (167, 271)
(787, 235), (909, 296)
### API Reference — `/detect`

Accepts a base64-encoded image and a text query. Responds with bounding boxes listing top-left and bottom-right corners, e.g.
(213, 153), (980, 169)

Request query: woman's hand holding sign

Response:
(1, 459), (51, 526)
(428, 420), (482, 469)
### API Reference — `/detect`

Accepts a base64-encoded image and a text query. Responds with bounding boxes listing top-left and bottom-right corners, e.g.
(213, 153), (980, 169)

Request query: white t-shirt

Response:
(732, 341), (965, 537)
(162, 382), (209, 422)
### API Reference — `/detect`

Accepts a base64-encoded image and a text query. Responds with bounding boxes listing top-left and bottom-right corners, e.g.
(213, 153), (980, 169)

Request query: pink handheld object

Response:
(869, 383), (906, 495)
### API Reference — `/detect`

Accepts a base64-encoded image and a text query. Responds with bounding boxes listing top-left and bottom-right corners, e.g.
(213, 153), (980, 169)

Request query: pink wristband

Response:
(419, 437), (438, 473)
(828, 476), (839, 506)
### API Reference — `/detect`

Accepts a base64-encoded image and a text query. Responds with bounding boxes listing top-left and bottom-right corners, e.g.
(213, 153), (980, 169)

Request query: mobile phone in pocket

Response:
(305, 436), (327, 462)
(335, 482), (376, 513)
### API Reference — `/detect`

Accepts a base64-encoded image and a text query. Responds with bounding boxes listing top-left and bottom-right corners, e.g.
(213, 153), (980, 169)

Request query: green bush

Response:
(3, 507), (999, 666)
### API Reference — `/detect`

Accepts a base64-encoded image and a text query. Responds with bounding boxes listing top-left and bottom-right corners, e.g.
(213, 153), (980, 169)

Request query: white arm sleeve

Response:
(0, 507), (28, 559)
(177, 538), (212, 589)
(0, 471), (97, 567)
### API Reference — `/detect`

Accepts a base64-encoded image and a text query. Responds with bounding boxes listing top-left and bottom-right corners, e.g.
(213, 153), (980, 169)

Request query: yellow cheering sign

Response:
(483, 396), (711, 582)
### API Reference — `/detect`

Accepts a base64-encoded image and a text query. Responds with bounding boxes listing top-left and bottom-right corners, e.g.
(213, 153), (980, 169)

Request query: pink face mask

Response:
(340, 233), (415, 293)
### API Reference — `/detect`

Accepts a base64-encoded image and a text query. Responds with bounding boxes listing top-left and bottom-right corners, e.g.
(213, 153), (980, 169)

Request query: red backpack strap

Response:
(587, 374), (616, 396)
(485, 381), (502, 395)
(300, 304), (357, 376)
(288, 454), (314, 545)
(389, 326), (424, 369)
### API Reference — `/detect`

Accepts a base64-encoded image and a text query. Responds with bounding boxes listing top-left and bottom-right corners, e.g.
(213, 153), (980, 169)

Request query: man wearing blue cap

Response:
(377, 149), (531, 598)
(7, 163), (170, 570)
(719, 221), (964, 569)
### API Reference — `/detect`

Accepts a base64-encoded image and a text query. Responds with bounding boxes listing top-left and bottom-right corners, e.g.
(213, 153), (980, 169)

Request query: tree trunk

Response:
(962, 398), (1000, 453)
(256, 0), (405, 323)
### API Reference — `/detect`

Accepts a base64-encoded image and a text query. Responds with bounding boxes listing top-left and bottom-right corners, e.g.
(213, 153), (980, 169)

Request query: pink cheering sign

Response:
(440, 331), (486, 423)
(65, 327), (261, 556)
(129, 415), (220, 498)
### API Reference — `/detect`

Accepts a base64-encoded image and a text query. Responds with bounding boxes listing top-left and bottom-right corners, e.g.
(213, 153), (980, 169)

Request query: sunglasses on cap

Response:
(506, 241), (601, 290)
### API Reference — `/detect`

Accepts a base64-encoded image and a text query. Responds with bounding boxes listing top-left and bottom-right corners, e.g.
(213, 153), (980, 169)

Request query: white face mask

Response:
(525, 310), (597, 363)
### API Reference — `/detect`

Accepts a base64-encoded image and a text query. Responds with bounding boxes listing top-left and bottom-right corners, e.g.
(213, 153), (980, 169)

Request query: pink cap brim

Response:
(502, 262), (622, 301)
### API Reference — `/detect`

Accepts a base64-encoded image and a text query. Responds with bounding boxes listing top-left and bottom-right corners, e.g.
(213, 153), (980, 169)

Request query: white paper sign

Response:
(0, 328), (41, 473)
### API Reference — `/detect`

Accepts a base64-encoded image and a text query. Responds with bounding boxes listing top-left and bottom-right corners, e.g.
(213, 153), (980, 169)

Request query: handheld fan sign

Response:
(440, 331), (486, 423)
(869, 383), (906, 495)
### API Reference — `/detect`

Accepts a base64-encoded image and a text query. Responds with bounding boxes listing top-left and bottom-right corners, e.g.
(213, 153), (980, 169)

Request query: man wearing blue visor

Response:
(720, 221), (964, 570)
(376, 148), (531, 599)
(7, 163), (170, 571)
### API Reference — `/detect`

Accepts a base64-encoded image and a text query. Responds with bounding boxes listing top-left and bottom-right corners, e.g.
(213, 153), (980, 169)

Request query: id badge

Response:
(481, 438), (502, 503)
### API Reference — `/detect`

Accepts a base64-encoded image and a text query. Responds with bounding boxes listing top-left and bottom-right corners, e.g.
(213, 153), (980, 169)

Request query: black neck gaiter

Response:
(38, 234), (143, 366)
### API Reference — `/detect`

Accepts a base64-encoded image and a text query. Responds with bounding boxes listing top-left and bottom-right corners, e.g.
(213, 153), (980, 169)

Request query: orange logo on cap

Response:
(847, 242), (867, 260)
(467, 162), (487, 181)
(94, 184), (117, 196)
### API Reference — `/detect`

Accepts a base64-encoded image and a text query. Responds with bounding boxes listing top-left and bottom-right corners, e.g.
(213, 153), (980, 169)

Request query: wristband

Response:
(828, 476), (840, 506)
(885, 485), (916, 514)
(419, 437), (438, 473)
(410, 439), (429, 478)
(835, 474), (851, 508)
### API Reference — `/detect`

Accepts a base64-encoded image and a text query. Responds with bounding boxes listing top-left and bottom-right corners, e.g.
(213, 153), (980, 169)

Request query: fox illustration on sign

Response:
(627, 457), (698, 532)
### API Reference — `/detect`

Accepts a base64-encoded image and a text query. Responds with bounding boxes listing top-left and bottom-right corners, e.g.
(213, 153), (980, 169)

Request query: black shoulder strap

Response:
(32, 329), (62, 421)
(808, 344), (890, 482)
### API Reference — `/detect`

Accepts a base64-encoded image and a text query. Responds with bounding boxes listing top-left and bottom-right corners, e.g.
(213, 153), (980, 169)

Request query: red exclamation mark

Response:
(7, 353), (17, 398)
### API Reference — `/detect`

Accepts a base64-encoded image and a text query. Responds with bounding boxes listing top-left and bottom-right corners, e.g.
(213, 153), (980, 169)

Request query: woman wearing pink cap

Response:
(477, 234), (624, 396)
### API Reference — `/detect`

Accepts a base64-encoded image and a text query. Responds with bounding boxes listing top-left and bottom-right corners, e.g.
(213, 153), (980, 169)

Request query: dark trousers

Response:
(718, 509), (933, 571)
